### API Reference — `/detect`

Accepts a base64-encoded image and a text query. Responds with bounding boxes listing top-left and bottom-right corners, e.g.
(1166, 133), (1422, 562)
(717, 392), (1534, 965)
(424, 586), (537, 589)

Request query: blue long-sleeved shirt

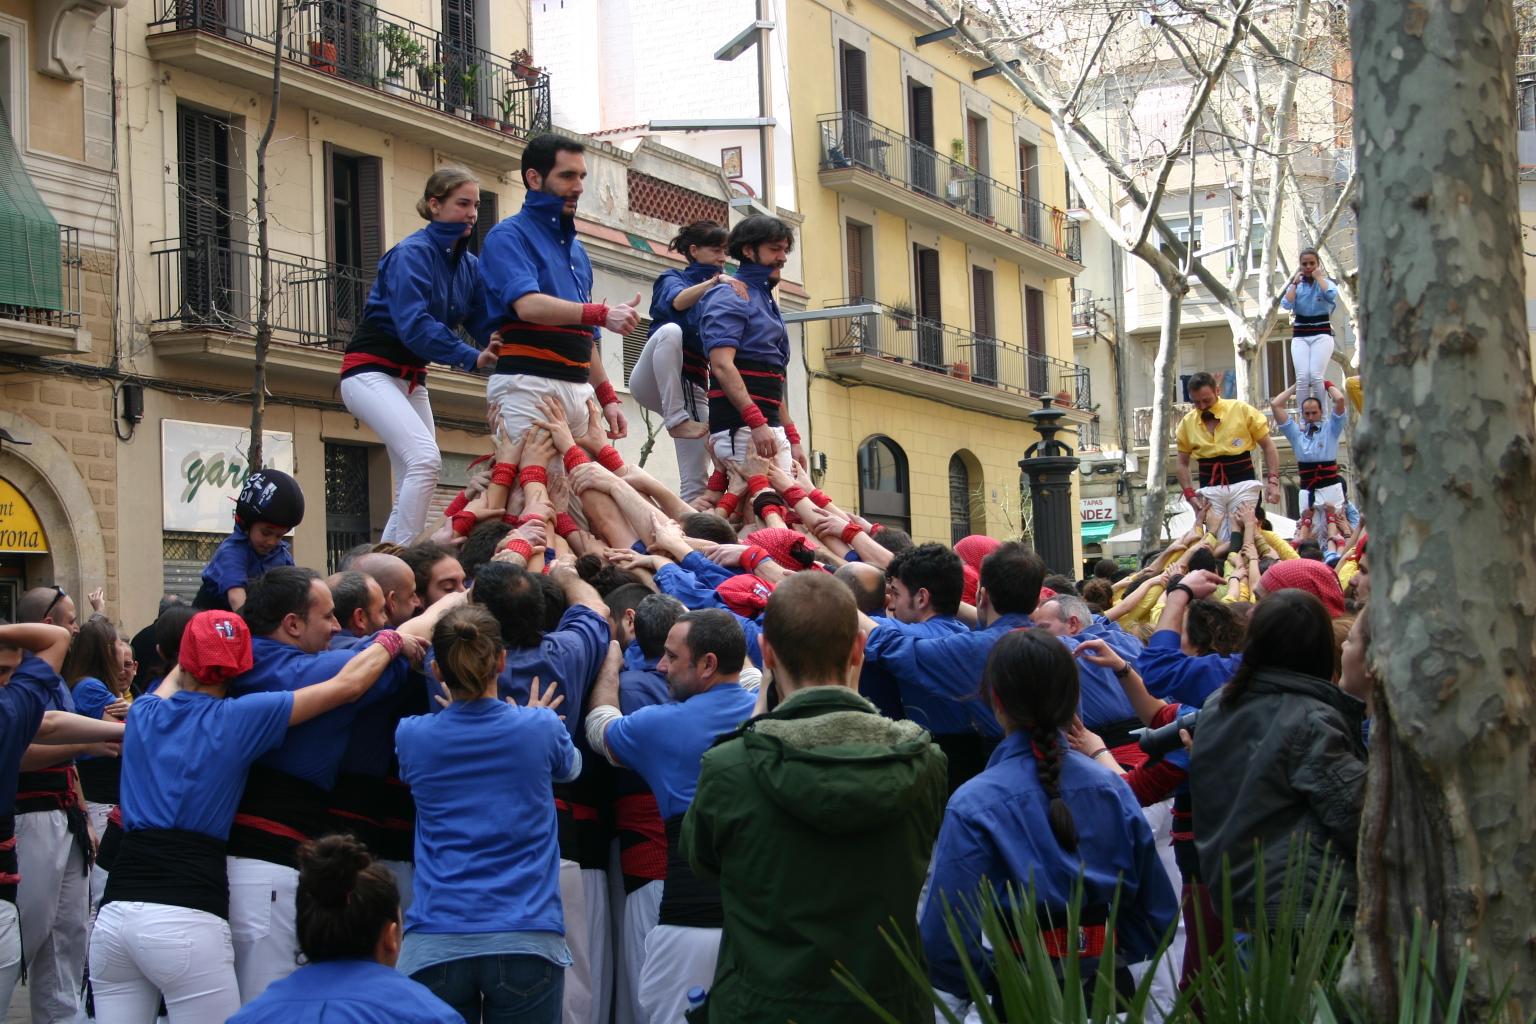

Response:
(857, 615), (968, 721)
(649, 261), (717, 347)
(697, 261), (788, 367)
(1279, 408), (1347, 463)
(1280, 277), (1337, 320)
(479, 190), (597, 339)
(1061, 634), (1140, 731)
(921, 731), (1178, 995)
(228, 958), (459, 1023)
(196, 530), (293, 610)
(651, 559), (765, 668)
(397, 699), (579, 936)
(495, 605), (610, 743)
(1, 654), (58, 817)
(357, 219), (494, 370)
(1138, 629), (1241, 708)
(861, 613), (1038, 737)
(230, 638), (408, 789)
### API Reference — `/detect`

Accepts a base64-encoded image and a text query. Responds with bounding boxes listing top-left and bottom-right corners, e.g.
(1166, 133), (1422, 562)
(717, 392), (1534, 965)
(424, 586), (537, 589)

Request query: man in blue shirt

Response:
(480, 133), (639, 448)
(1271, 380), (1349, 539)
(855, 543), (968, 721)
(859, 541), (1047, 794)
(697, 215), (806, 469)
(585, 609), (755, 1024)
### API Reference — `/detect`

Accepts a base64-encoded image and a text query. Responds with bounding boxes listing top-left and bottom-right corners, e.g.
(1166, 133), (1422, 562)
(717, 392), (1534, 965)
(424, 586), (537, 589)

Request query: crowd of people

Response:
(0, 130), (1375, 1024)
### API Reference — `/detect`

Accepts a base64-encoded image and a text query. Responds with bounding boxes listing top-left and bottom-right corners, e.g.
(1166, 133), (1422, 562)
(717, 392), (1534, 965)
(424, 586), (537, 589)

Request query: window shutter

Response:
(966, 116), (982, 169)
(442, 0), (475, 48)
(622, 316), (651, 386)
(177, 105), (232, 322)
(846, 222), (866, 302)
(1025, 285), (1046, 392)
(357, 156), (384, 285)
(841, 46), (868, 116)
(470, 188), (497, 255)
(0, 97), (61, 310)
(909, 82), (934, 146)
(971, 267), (994, 337)
(916, 246), (941, 319)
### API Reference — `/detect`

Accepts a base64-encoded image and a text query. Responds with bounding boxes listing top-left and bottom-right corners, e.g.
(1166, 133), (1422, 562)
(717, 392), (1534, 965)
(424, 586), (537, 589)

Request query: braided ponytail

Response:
(983, 629), (1082, 852)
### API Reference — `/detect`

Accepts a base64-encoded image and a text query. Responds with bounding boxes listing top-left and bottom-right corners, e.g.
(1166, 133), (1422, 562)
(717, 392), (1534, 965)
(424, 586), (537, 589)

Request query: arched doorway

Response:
(857, 435), (911, 534)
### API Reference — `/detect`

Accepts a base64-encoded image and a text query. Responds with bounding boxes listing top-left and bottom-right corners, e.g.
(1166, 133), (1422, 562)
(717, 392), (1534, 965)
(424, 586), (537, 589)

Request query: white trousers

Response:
(636, 924), (719, 1024)
(1196, 478), (1264, 539)
(1298, 481), (1347, 540)
(87, 800), (113, 911)
(630, 325), (711, 501)
(1290, 333), (1335, 410)
(709, 426), (792, 472)
(0, 901), (20, 1021)
(1130, 800), (1181, 1023)
(89, 901), (241, 1024)
(340, 372), (442, 545)
(487, 375), (594, 455)
(226, 856), (299, 1005)
(17, 809), (89, 1024)
(557, 860), (613, 1024)
(615, 880), (661, 1024)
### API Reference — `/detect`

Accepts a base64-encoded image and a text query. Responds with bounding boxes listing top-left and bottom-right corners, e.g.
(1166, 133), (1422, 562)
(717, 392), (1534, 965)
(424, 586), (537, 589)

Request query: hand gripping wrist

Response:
(490, 463), (518, 488)
(597, 446), (624, 472)
(717, 492), (741, 517)
(840, 521), (866, 545)
(372, 629), (404, 659)
(504, 538), (534, 561)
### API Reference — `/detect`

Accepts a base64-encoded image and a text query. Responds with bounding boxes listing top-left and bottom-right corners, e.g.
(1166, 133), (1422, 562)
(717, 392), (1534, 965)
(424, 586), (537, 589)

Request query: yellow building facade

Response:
(784, 0), (1090, 551)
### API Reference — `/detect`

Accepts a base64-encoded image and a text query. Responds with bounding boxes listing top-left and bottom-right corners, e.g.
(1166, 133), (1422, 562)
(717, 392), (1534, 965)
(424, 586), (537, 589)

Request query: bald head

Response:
(18, 586), (78, 635)
(834, 562), (888, 616)
(350, 552), (421, 627)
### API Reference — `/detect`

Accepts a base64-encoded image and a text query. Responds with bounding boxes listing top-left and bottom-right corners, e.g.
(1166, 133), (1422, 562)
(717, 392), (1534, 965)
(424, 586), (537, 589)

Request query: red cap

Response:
(716, 574), (775, 617)
(179, 611), (253, 685)
(1258, 559), (1347, 618)
(745, 527), (815, 571)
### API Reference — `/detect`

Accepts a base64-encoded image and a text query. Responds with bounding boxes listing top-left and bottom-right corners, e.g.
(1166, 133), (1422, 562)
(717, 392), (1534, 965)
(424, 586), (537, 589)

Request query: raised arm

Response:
(288, 639), (399, 725)
(1271, 383), (1297, 425)
(0, 622), (72, 673)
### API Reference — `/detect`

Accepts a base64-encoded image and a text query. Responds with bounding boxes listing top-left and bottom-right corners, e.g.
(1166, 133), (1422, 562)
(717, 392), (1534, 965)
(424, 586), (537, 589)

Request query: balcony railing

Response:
(150, 0), (551, 137)
(151, 235), (367, 350)
(1072, 293), (1096, 330)
(824, 298), (1091, 408)
(817, 111), (1081, 262)
(0, 224), (83, 330)
(1132, 403), (1192, 447)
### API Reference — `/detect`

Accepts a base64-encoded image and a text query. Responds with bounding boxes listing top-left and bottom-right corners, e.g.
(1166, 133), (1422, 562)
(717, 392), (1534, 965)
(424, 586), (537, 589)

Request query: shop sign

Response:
(162, 420), (295, 533)
(1080, 496), (1119, 523)
(0, 478), (48, 553)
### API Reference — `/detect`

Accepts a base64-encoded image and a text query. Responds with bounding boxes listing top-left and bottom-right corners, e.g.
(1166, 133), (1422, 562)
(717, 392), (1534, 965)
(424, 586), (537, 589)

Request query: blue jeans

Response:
(410, 954), (564, 1024)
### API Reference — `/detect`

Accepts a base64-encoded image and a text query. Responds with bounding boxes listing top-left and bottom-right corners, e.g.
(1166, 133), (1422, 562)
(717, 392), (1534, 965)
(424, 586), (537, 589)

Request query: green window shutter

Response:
(0, 98), (62, 311)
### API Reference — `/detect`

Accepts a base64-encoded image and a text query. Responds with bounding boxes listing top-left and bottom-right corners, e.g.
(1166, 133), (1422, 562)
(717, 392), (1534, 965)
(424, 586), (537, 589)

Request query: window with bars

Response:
(162, 531), (223, 602)
(324, 442), (372, 572)
(948, 454), (972, 545)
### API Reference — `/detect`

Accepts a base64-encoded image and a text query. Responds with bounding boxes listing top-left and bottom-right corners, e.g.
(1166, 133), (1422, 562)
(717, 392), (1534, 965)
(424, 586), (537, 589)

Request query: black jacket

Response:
(1190, 668), (1367, 924)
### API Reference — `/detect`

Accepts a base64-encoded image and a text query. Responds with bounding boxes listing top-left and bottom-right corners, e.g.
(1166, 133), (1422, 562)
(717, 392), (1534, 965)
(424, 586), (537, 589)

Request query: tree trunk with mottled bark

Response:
(1141, 276), (1187, 562)
(1347, 0), (1536, 1017)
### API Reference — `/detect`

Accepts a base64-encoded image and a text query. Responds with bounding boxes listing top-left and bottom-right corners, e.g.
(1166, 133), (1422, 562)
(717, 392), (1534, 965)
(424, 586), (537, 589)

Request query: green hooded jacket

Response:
(681, 686), (948, 1024)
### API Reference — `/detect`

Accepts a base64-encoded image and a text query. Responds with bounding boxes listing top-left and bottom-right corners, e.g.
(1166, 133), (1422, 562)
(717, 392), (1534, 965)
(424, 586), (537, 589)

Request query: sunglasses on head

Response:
(43, 585), (66, 618)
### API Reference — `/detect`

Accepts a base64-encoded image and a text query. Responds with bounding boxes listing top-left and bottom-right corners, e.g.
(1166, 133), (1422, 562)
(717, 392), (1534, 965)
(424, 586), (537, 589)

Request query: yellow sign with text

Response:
(0, 478), (48, 554)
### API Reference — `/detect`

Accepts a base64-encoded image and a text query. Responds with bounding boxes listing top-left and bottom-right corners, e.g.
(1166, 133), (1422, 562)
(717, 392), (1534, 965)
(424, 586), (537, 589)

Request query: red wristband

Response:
(810, 489), (832, 509)
(706, 470), (728, 493)
(841, 521), (866, 545)
(594, 381), (620, 408)
(783, 423), (801, 445)
(597, 445), (624, 472)
(519, 465), (548, 487)
(783, 485), (808, 506)
(504, 538), (534, 560)
(869, 523), (884, 536)
(371, 629), (403, 658)
(760, 504), (786, 521)
(444, 491), (470, 518)
(1182, 487), (1197, 500)
(563, 446), (591, 472)
(502, 513), (521, 526)
(451, 511), (478, 536)
(740, 404), (768, 429)
(747, 474), (771, 497)
(718, 492), (741, 516)
(739, 546), (770, 572)
(581, 303), (609, 327)
(490, 462), (518, 488)
(554, 513), (580, 538)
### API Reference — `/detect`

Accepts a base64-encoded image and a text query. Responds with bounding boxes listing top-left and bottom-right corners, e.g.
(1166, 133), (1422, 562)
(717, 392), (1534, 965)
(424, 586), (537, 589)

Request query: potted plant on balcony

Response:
(1054, 388), (1074, 408)
(950, 360), (971, 381)
(416, 61), (443, 95)
(309, 36), (338, 74)
(510, 48), (544, 83)
(496, 87), (523, 135)
(378, 25), (426, 98)
(889, 302), (916, 331)
(453, 64), (480, 119)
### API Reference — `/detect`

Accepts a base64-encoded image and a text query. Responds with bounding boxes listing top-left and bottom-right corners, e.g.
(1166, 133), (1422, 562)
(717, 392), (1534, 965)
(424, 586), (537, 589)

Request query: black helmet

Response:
(234, 469), (305, 532)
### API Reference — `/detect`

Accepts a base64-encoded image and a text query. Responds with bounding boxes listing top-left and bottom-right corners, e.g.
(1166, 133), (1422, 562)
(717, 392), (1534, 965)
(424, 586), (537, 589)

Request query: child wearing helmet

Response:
(194, 470), (305, 612)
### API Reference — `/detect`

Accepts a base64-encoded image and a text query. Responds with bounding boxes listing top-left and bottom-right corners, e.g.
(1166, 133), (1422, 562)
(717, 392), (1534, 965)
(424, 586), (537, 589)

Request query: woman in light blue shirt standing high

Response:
(1279, 247), (1338, 409)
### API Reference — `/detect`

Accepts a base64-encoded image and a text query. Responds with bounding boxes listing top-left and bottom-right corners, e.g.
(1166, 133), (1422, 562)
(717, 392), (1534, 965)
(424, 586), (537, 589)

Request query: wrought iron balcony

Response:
(823, 298), (1091, 418)
(150, 0), (550, 138)
(150, 235), (366, 350)
(817, 111), (1081, 266)
(0, 224), (82, 331)
(1072, 292), (1096, 331)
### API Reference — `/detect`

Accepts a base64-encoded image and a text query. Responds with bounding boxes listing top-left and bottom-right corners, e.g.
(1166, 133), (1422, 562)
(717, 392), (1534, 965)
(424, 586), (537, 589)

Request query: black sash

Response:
(1197, 452), (1256, 488)
(101, 829), (229, 921)
(77, 757), (121, 806)
(342, 319), (428, 373)
(16, 767), (92, 873)
(1297, 459), (1344, 501)
(0, 817), (16, 905)
(707, 357), (784, 433)
(1292, 313), (1332, 338)
(494, 323), (595, 383)
(227, 765), (334, 869)
(657, 815), (723, 928)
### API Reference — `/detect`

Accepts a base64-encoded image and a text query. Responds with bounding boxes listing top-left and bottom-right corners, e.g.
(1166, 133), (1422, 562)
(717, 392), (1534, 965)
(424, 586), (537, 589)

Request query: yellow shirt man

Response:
(1175, 375), (1281, 538)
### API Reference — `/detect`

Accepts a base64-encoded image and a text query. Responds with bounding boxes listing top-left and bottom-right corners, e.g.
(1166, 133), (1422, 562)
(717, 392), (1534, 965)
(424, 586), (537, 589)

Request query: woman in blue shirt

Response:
(229, 835), (458, 1023)
(88, 611), (408, 1024)
(395, 605), (578, 1024)
(1279, 248), (1339, 411)
(60, 618), (129, 852)
(922, 629), (1177, 1015)
(340, 168), (501, 546)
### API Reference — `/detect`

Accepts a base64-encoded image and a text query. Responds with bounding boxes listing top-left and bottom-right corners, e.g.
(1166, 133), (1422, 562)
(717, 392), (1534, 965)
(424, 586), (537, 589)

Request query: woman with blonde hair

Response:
(340, 168), (502, 544)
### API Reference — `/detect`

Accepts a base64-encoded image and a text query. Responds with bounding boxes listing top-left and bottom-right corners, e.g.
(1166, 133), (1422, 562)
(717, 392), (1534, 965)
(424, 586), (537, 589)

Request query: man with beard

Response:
(480, 133), (637, 448)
